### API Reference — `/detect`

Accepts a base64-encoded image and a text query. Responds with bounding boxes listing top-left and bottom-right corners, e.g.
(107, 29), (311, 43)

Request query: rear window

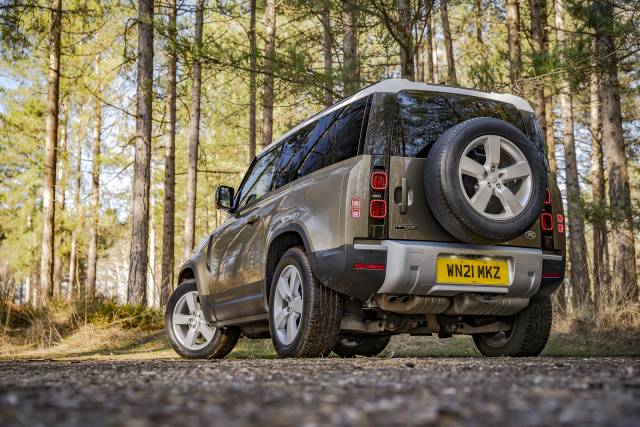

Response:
(394, 90), (528, 158)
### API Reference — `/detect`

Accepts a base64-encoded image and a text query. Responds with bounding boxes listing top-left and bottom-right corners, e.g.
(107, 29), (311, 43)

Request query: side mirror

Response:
(215, 185), (235, 211)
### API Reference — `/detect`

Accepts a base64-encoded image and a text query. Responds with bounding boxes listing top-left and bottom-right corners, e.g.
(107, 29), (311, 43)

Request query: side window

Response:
(298, 97), (367, 177)
(271, 123), (313, 190)
(237, 147), (280, 208)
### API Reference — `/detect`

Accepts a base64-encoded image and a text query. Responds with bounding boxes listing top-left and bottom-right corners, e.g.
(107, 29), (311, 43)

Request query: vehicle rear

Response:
(341, 84), (565, 357)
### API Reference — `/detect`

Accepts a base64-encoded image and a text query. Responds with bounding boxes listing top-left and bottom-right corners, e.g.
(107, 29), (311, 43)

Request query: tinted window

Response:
(237, 147), (280, 208)
(270, 109), (338, 190)
(396, 91), (527, 158)
(298, 97), (367, 176)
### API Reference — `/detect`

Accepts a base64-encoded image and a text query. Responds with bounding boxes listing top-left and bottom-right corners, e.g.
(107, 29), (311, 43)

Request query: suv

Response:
(165, 79), (565, 359)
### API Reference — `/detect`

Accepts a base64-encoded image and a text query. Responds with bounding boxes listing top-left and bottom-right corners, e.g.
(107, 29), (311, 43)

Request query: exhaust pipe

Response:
(376, 294), (450, 314)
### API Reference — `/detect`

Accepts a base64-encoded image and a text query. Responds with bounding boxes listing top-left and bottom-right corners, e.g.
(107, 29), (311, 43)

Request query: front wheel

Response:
(165, 280), (240, 359)
(268, 247), (343, 358)
(333, 335), (391, 358)
(472, 295), (552, 357)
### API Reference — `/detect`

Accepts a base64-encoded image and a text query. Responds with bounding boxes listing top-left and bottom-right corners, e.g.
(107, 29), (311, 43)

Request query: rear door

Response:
(387, 90), (541, 248)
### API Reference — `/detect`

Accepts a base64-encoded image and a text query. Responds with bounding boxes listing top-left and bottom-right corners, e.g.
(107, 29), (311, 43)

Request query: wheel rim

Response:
(172, 290), (216, 351)
(458, 135), (533, 221)
(273, 264), (304, 345)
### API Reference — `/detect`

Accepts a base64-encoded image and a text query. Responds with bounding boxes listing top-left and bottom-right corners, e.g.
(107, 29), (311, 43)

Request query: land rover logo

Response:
(525, 231), (536, 239)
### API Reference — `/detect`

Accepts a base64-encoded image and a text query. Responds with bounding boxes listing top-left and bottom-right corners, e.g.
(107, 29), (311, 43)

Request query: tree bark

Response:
(595, 1), (638, 303)
(475, 0), (482, 44)
(429, 13), (437, 82)
(86, 95), (101, 299)
(589, 71), (608, 312)
(262, 0), (277, 148)
(39, 0), (62, 306)
(248, 0), (258, 158)
(544, 93), (557, 175)
(127, 0), (154, 306)
(161, 0), (177, 306)
(342, 0), (359, 96)
(53, 107), (68, 297)
(529, 0), (548, 147)
(426, 13), (434, 82)
(554, 0), (591, 311)
(505, 0), (521, 93)
(440, 0), (457, 85)
(184, 0), (205, 260)
(68, 122), (82, 300)
(322, 1), (333, 106)
(397, 0), (415, 81)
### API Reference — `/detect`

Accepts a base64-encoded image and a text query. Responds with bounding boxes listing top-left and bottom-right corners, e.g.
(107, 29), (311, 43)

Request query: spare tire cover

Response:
(424, 117), (548, 243)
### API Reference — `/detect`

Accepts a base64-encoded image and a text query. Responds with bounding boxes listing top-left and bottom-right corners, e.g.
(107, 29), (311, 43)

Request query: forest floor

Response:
(1, 323), (639, 360)
(0, 356), (638, 427)
(1, 327), (639, 426)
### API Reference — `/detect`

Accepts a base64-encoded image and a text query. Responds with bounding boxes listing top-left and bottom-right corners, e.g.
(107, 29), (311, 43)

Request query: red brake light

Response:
(557, 223), (565, 233)
(353, 263), (386, 270)
(544, 189), (551, 205)
(371, 172), (388, 190)
(369, 199), (387, 219)
(556, 214), (564, 223)
(540, 212), (554, 231)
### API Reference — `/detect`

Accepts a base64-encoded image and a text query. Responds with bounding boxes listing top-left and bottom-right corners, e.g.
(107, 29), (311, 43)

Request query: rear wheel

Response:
(268, 247), (343, 358)
(165, 280), (240, 359)
(472, 296), (552, 357)
(333, 335), (391, 358)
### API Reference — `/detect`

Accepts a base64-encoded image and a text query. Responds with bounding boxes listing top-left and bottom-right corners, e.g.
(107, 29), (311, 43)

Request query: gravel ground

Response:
(0, 358), (639, 427)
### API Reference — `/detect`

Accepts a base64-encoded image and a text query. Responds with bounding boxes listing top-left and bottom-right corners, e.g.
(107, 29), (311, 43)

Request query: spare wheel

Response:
(424, 117), (548, 243)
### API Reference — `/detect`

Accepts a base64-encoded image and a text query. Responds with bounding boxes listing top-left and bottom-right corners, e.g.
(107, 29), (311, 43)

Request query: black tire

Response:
(333, 335), (391, 358)
(165, 280), (240, 359)
(424, 117), (548, 243)
(268, 247), (343, 358)
(472, 295), (552, 357)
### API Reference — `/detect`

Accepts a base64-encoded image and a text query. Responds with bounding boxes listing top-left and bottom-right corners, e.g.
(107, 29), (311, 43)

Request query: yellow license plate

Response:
(436, 257), (509, 286)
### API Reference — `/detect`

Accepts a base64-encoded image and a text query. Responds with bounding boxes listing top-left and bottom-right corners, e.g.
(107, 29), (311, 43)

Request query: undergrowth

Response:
(0, 296), (163, 348)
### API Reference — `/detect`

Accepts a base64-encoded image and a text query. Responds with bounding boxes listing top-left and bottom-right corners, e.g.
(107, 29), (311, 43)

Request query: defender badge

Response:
(525, 230), (536, 239)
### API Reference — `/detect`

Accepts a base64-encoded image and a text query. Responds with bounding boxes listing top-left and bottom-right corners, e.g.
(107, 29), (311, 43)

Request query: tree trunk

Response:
(184, 0), (205, 260)
(429, 13), (437, 82)
(426, 14), (434, 82)
(554, 0), (591, 311)
(595, 1), (638, 304)
(248, 0), (258, 158)
(342, 0), (359, 96)
(475, 0), (482, 44)
(397, 0), (415, 81)
(39, 0), (62, 306)
(589, 71), (608, 312)
(147, 194), (157, 307)
(86, 96), (101, 299)
(544, 93), (557, 175)
(53, 107), (68, 297)
(262, 0), (277, 148)
(160, 0), (177, 306)
(322, 1), (333, 106)
(505, 0), (521, 93)
(68, 123), (82, 300)
(529, 0), (548, 147)
(440, 0), (457, 85)
(127, 0), (154, 306)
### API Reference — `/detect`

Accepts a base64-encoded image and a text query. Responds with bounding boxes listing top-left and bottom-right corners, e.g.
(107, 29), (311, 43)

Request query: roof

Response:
(263, 79), (534, 152)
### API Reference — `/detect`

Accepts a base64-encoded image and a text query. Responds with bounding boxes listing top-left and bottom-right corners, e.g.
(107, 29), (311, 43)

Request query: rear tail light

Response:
(369, 199), (387, 219)
(540, 212), (554, 231)
(371, 172), (388, 190)
(353, 263), (385, 270)
(544, 189), (551, 205)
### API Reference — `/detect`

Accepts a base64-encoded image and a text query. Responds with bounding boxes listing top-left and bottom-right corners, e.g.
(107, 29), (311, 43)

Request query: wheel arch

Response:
(263, 224), (313, 308)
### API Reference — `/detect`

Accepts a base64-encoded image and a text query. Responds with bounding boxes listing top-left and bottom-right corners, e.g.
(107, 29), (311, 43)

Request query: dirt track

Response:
(0, 358), (638, 427)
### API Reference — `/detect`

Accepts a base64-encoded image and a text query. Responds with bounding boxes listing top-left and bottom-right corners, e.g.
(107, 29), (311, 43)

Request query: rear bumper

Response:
(358, 240), (545, 299)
